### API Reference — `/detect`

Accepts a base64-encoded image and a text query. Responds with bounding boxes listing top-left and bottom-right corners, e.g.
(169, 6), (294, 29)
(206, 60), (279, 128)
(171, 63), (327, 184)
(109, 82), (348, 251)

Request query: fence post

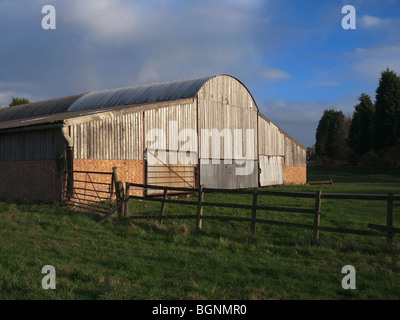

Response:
(66, 146), (74, 201)
(117, 181), (124, 217)
(124, 182), (130, 217)
(250, 189), (258, 237)
(112, 167), (124, 217)
(159, 187), (168, 226)
(313, 190), (322, 244)
(196, 185), (204, 230)
(387, 193), (394, 250)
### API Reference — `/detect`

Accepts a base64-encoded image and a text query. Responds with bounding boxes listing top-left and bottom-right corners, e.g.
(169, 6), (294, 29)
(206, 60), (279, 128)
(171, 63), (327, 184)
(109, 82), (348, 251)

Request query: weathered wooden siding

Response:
(71, 111), (143, 160)
(0, 129), (64, 161)
(198, 75), (258, 161)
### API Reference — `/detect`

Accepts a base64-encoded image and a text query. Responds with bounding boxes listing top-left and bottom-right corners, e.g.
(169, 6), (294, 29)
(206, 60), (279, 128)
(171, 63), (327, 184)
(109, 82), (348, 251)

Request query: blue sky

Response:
(1, 0), (400, 147)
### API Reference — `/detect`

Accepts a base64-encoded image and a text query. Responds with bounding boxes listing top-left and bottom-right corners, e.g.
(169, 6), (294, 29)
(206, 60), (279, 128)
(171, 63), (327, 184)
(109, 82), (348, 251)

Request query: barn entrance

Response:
(259, 155), (286, 186)
(145, 148), (199, 195)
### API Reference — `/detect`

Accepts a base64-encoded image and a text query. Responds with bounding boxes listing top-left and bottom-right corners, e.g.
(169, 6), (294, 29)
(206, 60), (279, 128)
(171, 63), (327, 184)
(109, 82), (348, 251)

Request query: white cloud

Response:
(360, 15), (392, 27)
(261, 67), (292, 80)
(65, 0), (142, 45)
(347, 45), (400, 81)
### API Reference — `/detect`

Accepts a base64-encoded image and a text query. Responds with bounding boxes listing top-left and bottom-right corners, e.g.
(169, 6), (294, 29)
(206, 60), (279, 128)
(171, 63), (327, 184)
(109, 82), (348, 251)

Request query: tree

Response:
(347, 93), (375, 157)
(373, 68), (400, 152)
(315, 109), (349, 165)
(9, 96), (30, 107)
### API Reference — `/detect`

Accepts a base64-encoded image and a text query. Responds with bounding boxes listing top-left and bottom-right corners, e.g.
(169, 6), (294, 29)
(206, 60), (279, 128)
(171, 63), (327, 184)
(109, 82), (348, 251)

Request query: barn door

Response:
(145, 148), (199, 195)
(259, 155), (286, 186)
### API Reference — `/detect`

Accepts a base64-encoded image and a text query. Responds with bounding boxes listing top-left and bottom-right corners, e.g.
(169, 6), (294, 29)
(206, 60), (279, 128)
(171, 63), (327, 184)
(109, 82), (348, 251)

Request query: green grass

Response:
(1, 167), (400, 300)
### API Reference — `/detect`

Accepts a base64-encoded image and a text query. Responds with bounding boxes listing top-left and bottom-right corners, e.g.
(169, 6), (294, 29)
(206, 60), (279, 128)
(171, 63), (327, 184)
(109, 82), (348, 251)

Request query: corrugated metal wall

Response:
(70, 111), (143, 160)
(284, 135), (307, 167)
(257, 115), (285, 157)
(0, 129), (64, 161)
(70, 101), (198, 161)
(257, 115), (306, 186)
(197, 75), (259, 189)
(144, 102), (197, 152)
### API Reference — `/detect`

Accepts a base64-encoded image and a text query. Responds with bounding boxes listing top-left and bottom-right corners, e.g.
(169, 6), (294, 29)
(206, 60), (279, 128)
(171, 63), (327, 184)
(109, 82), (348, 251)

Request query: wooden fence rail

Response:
(122, 183), (399, 248)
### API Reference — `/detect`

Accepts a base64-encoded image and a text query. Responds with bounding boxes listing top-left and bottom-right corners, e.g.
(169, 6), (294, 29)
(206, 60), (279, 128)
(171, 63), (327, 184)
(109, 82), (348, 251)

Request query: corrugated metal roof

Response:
(67, 76), (213, 112)
(0, 94), (85, 123)
(0, 76), (214, 127)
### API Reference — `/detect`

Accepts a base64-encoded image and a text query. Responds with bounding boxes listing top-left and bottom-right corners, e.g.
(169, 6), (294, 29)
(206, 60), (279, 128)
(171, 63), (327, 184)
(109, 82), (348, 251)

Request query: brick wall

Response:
(73, 159), (145, 197)
(285, 166), (307, 185)
(0, 160), (62, 202)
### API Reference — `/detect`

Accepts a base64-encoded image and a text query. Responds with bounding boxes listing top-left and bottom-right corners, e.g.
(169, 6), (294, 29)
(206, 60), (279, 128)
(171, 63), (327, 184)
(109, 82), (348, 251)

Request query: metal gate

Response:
(259, 155), (286, 186)
(145, 149), (199, 195)
(63, 170), (115, 215)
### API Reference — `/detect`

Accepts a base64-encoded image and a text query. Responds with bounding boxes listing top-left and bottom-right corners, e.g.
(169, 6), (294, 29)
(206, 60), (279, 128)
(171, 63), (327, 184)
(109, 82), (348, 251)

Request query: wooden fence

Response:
(120, 182), (400, 248)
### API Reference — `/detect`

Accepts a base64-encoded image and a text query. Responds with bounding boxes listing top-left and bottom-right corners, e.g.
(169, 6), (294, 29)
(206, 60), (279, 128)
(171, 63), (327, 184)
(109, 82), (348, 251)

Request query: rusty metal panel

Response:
(259, 155), (286, 186)
(146, 149), (198, 195)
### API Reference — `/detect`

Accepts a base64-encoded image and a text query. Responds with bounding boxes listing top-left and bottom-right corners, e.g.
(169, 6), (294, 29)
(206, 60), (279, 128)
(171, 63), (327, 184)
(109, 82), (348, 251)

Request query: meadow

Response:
(0, 167), (399, 300)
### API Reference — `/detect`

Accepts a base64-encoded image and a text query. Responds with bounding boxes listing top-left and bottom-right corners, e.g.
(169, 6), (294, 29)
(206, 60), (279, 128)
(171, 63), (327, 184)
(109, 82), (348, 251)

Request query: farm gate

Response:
(145, 148), (199, 195)
(62, 170), (116, 215)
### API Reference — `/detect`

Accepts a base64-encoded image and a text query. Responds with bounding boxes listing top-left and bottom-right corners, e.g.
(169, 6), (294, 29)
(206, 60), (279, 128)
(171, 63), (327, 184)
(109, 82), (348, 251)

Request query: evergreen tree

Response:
(315, 109), (347, 164)
(373, 68), (400, 151)
(348, 93), (375, 156)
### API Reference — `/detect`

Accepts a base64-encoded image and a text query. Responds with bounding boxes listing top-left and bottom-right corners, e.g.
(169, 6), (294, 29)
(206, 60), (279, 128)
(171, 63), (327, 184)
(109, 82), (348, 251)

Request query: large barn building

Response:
(0, 74), (306, 202)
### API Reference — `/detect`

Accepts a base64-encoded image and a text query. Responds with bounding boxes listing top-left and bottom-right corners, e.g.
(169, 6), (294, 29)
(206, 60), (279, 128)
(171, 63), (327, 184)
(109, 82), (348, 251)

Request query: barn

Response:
(0, 74), (306, 202)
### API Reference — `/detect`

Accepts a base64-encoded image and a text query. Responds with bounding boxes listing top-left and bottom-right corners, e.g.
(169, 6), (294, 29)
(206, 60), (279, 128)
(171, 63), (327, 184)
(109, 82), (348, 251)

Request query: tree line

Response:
(313, 68), (400, 167)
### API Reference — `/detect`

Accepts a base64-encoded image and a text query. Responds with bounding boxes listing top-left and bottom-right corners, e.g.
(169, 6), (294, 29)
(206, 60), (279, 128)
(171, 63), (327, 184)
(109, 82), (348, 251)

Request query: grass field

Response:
(0, 167), (399, 300)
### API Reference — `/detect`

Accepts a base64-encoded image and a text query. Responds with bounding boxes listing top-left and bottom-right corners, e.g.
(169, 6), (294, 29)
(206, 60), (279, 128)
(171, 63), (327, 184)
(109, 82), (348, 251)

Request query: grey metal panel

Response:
(199, 159), (258, 189)
(259, 155), (285, 186)
(68, 77), (213, 113)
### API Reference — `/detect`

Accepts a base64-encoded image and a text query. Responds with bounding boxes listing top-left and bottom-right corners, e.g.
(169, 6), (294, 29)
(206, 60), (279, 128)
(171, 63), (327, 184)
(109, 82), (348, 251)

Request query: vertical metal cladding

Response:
(197, 75), (259, 189)
(70, 111), (143, 160)
(0, 128), (64, 161)
(257, 114), (306, 186)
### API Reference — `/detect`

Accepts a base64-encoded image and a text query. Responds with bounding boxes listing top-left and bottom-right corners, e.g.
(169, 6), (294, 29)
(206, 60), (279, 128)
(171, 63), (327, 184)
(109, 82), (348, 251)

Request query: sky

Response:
(0, 0), (400, 147)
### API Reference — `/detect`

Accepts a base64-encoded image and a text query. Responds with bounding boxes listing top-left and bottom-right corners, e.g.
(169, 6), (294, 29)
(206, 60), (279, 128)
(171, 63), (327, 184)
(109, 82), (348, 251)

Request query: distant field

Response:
(0, 167), (399, 300)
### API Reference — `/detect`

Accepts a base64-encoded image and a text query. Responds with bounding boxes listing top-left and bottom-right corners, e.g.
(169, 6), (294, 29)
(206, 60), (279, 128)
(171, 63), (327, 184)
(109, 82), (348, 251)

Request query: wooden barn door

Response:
(145, 148), (199, 195)
(259, 155), (286, 186)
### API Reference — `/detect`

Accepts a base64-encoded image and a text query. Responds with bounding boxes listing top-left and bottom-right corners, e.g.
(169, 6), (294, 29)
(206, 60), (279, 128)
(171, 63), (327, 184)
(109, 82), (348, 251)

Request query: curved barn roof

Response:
(68, 76), (213, 112)
(0, 94), (85, 123)
(0, 76), (214, 125)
